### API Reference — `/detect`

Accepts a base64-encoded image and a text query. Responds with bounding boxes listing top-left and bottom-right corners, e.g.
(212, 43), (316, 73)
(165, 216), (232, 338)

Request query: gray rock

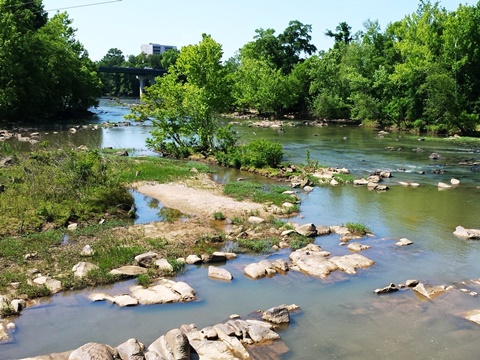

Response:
(116, 338), (145, 360)
(200, 326), (218, 340)
(135, 251), (158, 267)
(213, 323), (250, 359)
(316, 226), (331, 235)
(396, 238), (413, 246)
(247, 323), (280, 343)
(354, 178), (369, 185)
(186, 254), (202, 265)
(69, 342), (121, 360)
(131, 285), (181, 305)
(405, 279), (420, 287)
(329, 254), (375, 275)
(465, 309), (480, 325)
(208, 266), (233, 281)
(109, 266), (147, 277)
(148, 328), (190, 360)
(453, 226), (480, 239)
(413, 282), (447, 299)
(155, 258), (173, 272)
(374, 283), (399, 294)
(72, 262), (99, 278)
(244, 260), (276, 279)
(295, 223), (317, 237)
(112, 295), (138, 307)
(262, 305), (290, 324)
(248, 216), (265, 224)
(429, 152), (442, 160)
(180, 324), (236, 360)
(272, 259), (289, 272)
(33, 276), (62, 294)
(348, 242), (371, 252)
(289, 244), (335, 278)
(80, 245), (94, 256)
(10, 299), (26, 313)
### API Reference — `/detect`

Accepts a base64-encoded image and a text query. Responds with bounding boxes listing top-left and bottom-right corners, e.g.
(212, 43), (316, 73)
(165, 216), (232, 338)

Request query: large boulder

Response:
(413, 282), (448, 299)
(180, 324), (237, 360)
(72, 262), (98, 278)
(134, 251), (158, 267)
(208, 266), (233, 281)
(116, 338), (145, 360)
(453, 226), (480, 239)
(147, 328), (190, 360)
(68, 342), (121, 360)
(112, 295), (138, 307)
(295, 223), (317, 237)
(155, 258), (173, 273)
(130, 279), (195, 305)
(185, 255), (202, 265)
(262, 305), (290, 324)
(347, 242), (371, 252)
(244, 260), (277, 279)
(109, 266), (147, 277)
(289, 244), (335, 279)
(329, 254), (375, 275)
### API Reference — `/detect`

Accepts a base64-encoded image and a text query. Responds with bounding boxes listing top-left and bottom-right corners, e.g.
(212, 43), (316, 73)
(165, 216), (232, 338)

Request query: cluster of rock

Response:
(438, 178), (461, 189)
(89, 278), (196, 307)
(453, 226), (480, 239)
(21, 304), (297, 360)
(353, 170), (391, 191)
(289, 244), (375, 279)
(374, 280), (453, 299)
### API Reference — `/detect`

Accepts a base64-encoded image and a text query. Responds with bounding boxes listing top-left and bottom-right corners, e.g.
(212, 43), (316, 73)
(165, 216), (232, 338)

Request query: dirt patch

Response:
(131, 174), (266, 220)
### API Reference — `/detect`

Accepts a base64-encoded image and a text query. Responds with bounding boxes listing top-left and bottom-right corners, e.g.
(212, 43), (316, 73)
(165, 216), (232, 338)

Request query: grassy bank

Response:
(0, 146), (311, 305)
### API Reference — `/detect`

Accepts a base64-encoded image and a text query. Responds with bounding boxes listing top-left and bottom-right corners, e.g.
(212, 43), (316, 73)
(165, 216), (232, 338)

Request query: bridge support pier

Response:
(136, 75), (157, 97)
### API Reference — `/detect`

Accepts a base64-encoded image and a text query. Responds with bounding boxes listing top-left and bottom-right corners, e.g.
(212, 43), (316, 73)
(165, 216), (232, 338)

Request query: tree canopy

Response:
(0, 0), (101, 122)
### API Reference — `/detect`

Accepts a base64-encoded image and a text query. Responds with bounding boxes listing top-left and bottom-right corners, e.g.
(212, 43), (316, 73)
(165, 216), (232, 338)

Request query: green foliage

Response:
(237, 238), (274, 253)
(213, 211), (226, 220)
(289, 234), (312, 250)
(224, 181), (293, 207)
(168, 258), (186, 274)
(129, 34), (233, 158)
(92, 245), (146, 271)
(137, 274), (153, 288)
(0, 3), (101, 121)
(0, 149), (133, 236)
(217, 139), (283, 169)
(346, 222), (370, 235)
(17, 283), (51, 299)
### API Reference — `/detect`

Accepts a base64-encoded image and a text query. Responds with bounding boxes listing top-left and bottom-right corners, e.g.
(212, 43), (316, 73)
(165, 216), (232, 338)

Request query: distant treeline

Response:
(2, 0), (480, 135)
(103, 1), (480, 134)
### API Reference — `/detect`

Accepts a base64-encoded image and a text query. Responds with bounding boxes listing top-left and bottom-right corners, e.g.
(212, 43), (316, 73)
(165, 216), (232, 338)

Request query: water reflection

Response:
(2, 101), (480, 359)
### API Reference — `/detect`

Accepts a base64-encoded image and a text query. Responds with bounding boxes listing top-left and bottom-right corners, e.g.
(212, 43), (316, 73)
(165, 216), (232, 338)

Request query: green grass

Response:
(237, 237), (279, 253)
(289, 234), (312, 250)
(346, 222), (371, 235)
(224, 181), (296, 207)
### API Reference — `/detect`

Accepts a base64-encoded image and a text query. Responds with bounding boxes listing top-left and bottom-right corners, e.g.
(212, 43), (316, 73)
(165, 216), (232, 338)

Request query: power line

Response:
(46, 0), (123, 12)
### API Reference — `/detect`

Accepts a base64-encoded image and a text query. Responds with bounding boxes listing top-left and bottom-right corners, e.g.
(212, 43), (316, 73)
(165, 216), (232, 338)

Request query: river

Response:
(1, 98), (480, 359)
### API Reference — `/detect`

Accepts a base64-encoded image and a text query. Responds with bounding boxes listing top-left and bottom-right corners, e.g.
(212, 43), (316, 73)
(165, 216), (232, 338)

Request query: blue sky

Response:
(42, 0), (476, 61)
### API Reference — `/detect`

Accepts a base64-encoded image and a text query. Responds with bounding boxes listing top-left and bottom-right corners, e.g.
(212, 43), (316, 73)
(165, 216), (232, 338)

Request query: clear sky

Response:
(42, 0), (476, 62)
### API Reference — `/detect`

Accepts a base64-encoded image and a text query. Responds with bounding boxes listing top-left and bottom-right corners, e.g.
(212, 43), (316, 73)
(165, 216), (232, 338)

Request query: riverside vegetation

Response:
(0, 143), (317, 313)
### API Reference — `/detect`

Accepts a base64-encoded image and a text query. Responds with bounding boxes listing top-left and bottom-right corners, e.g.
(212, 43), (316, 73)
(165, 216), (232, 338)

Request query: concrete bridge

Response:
(98, 66), (167, 96)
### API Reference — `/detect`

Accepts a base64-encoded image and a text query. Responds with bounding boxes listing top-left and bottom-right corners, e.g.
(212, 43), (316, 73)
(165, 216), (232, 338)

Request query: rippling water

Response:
(1, 99), (480, 359)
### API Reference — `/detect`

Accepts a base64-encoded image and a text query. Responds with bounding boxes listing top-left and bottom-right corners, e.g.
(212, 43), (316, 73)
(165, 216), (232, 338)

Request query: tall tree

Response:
(0, 0), (101, 121)
(129, 34), (232, 157)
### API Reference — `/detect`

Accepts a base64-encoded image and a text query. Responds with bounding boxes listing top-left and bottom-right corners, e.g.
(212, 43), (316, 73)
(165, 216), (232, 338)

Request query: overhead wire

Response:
(45, 0), (123, 12)
(0, 0), (123, 12)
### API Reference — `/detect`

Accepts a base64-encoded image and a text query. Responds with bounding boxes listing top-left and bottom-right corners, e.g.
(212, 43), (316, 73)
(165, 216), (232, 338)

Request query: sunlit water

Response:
(1, 99), (480, 359)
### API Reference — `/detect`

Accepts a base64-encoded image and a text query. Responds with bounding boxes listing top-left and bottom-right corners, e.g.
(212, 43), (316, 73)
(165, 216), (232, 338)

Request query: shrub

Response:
(213, 211), (226, 220)
(217, 139), (283, 169)
(346, 222), (370, 235)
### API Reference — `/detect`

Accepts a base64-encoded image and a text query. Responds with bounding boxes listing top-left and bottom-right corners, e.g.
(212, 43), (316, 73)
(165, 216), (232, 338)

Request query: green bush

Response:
(346, 222), (370, 235)
(217, 139), (283, 169)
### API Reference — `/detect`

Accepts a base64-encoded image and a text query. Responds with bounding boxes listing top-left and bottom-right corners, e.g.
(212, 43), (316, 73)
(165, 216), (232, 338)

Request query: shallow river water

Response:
(2, 99), (480, 359)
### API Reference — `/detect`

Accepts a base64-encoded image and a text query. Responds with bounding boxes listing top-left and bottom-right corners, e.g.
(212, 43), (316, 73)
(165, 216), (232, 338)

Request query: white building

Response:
(141, 43), (177, 55)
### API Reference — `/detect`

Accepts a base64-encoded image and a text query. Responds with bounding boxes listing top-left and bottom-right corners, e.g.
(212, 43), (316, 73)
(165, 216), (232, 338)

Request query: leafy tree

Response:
(160, 48), (180, 70)
(97, 48), (125, 96)
(325, 22), (353, 46)
(232, 57), (293, 116)
(0, 0), (100, 121)
(129, 34), (232, 157)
